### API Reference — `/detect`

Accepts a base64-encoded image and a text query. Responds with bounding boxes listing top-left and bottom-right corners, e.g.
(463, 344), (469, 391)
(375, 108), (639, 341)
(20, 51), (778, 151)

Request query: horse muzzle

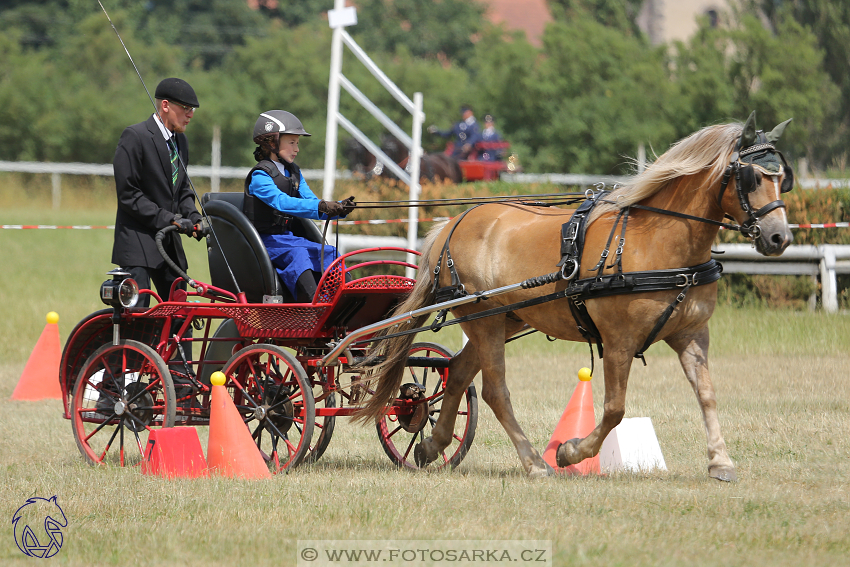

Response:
(753, 217), (793, 256)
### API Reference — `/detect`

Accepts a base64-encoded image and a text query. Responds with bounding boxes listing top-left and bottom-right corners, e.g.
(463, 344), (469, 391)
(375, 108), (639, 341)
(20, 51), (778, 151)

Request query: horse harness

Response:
(423, 135), (791, 367)
(431, 193), (723, 366)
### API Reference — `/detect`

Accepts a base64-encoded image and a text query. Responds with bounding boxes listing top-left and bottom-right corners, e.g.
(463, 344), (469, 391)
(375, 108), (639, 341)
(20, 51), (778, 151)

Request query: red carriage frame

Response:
(60, 241), (478, 473)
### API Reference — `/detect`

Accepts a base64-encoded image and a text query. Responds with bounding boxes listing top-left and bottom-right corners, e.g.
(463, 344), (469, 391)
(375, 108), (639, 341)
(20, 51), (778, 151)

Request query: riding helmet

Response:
(252, 110), (311, 143)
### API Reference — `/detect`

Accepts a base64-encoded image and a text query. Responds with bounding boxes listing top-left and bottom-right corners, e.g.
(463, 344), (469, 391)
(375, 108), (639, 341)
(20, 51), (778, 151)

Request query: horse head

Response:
(380, 133), (406, 163)
(721, 111), (794, 256)
(343, 137), (377, 178)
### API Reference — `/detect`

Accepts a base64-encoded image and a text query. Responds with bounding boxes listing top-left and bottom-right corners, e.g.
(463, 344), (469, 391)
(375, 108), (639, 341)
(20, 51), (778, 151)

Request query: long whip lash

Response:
(97, 0), (241, 294)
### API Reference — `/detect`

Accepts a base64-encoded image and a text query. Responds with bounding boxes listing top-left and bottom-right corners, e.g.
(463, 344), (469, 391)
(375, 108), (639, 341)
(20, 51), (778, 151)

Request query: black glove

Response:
(172, 215), (194, 235)
(339, 195), (356, 218)
(318, 200), (346, 218)
(193, 219), (210, 241)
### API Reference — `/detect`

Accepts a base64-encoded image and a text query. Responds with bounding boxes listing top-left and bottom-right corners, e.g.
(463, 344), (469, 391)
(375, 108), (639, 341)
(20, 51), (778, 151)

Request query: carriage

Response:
(59, 191), (478, 472)
(445, 140), (519, 182)
(61, 114), (794, 481)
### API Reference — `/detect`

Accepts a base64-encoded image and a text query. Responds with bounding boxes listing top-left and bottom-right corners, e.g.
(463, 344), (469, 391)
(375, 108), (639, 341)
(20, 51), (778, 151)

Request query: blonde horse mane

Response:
(588, 122), (743, 223)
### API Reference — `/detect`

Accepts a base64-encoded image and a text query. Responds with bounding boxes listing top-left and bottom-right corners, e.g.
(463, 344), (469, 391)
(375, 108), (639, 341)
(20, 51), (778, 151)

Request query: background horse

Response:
(344, 137), (379, 179)
(357, 114), (793, 480)
(379, 134), (463, 183)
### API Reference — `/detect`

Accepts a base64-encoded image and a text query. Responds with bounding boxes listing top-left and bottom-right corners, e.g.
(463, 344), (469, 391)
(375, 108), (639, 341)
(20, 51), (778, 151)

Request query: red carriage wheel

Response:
(220, 344), (315, 472)
(71, 340), (176, 467)
(376, 342), (478, 470)
(304, 367), (336, 464)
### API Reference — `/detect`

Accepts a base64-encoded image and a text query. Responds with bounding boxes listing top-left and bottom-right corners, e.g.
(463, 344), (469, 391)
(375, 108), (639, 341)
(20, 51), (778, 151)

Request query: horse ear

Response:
(739, 111), (757, 149)
(766, 118), (793, 144)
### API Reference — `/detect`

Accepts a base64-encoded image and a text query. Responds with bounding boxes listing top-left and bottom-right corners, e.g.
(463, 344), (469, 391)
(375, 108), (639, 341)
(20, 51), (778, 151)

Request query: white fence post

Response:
(819, 245), (838, 313)
(406, 92), (424, 278)
(211, 125), (221, 193)
(637, 143), (646, 174)
(323, 0), (354, 201)
(51, 172), (61, 210)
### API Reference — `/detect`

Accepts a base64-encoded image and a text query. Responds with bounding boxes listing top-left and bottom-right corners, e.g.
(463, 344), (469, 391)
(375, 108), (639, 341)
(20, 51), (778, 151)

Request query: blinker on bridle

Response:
(716, 135), (793, 239)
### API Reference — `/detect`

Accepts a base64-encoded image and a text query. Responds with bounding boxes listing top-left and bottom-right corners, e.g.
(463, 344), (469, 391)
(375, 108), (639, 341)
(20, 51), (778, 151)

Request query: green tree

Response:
(549, 0), (645, 37)
(493, 16), (679, 174)
(673, 11), (838, 163)
(757, 0), (850, 168)
(352, 0), (487, 67)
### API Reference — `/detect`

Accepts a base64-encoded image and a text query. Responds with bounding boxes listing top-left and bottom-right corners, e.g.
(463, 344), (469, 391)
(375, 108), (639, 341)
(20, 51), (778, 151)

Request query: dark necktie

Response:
(169, 138), (178, 186)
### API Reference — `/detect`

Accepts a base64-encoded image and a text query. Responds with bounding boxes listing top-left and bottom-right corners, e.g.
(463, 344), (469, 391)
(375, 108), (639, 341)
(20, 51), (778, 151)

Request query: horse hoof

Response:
(708, 466), (738, 482)
(528, 465), (551, 480)
(413, 443), (428, 468)
(555, 438), (580, 467)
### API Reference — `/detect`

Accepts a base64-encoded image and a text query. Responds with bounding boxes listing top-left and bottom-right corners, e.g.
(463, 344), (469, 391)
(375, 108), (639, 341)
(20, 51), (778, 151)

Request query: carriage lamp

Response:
(100, 269), (140, 309)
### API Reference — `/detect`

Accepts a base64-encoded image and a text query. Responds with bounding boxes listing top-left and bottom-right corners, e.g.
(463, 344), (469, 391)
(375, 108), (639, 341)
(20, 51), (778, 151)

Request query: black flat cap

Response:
(155, 78), (199, 108)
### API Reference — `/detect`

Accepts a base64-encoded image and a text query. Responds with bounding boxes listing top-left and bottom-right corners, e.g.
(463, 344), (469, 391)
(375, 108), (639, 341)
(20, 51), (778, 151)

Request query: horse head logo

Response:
(12, 496), (67, 558)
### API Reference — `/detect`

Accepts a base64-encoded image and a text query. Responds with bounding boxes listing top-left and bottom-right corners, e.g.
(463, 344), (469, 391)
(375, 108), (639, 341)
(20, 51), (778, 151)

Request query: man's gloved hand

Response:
(427, 125), (439, 134)
(172, 215), (195, 235)
(318, 200), (346, 218)
(339, 195), (356, 218)
(193, 219), (210, 241)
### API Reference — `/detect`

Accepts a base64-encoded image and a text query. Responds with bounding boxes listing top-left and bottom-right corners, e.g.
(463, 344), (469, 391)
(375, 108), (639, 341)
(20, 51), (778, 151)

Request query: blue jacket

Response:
(248, 165), (328, 220)
(435, 118), (482, 158)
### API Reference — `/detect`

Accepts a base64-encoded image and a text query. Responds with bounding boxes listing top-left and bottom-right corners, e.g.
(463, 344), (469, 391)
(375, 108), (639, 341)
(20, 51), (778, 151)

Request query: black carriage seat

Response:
(199, 192), (410, 333)
(201, 191), (325, 303)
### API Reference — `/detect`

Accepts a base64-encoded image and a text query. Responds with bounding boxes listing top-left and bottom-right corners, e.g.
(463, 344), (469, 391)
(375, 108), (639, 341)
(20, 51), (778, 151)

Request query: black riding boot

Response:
(295, 270), (318, 303)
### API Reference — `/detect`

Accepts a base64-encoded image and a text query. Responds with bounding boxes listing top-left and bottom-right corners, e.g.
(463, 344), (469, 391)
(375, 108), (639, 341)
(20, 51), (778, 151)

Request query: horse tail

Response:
(354, 219), (449, 423)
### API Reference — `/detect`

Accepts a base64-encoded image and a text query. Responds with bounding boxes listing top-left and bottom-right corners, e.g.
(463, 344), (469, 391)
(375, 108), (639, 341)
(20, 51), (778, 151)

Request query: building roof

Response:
(478, 0), (553, 47)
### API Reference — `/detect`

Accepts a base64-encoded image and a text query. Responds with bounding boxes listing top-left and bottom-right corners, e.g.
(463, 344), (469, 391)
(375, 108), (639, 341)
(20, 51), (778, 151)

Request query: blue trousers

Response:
(260, 233), (339, 299)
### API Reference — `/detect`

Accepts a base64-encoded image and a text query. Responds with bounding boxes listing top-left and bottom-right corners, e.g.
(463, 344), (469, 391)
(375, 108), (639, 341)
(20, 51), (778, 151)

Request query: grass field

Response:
(1, 199), (849, 566)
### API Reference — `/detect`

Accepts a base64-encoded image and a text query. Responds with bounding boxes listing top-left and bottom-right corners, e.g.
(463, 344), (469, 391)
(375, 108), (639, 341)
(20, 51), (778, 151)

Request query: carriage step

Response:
(350, 356), (451, 368)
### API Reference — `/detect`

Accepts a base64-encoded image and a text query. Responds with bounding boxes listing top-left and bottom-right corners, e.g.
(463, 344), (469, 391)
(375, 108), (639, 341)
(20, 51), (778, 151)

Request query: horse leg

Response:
(414, 341), (481, 466)
(557, 348), (632, 467)
(415, 319), (528, 469)
(667, 327), (737, 481)
(469, 318), (551, 478)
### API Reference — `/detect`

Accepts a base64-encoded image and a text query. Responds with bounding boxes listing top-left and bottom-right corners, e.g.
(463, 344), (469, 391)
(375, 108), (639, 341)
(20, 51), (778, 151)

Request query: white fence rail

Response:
(335, 238), (848, 313)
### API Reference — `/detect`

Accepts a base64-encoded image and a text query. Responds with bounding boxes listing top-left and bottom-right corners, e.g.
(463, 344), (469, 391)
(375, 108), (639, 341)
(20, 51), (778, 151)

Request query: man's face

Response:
(161, 100), (194, 134)
(276, 134), (300, 163)
(462, 109), (474, 121)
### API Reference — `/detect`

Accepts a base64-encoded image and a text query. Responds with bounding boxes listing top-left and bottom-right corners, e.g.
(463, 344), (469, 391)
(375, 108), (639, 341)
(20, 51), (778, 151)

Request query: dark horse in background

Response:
(344, 134), (462, 183)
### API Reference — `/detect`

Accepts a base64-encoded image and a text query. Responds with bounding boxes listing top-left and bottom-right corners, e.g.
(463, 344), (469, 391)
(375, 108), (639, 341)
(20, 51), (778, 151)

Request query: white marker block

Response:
(599, 417), (667, 473)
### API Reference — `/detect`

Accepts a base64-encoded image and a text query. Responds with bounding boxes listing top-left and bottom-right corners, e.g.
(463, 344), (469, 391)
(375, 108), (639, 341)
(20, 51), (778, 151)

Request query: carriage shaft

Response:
(320, 280), (528, 365)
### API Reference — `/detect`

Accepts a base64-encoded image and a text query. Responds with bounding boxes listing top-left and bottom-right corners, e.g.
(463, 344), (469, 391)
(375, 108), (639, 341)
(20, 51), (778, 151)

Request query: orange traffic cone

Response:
(141, 427), (209, 479)
(542, 367), (601, 476)
(206, 372), (272, 479)
(11, 312), (62, 401)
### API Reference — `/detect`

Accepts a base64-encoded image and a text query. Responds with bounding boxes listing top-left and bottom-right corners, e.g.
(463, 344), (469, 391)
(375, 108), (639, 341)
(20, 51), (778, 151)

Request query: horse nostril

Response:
(769, 230), (791, 249)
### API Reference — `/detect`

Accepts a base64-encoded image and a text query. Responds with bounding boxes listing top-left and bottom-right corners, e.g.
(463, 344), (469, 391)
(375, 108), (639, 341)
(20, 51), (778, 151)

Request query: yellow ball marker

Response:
(46, 312), (59, 325)
(578, 367), (592, 381)
(210, 371), (226, 386)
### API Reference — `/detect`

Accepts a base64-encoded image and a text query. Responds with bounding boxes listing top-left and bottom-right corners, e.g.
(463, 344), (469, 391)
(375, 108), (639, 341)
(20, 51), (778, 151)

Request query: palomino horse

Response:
(357, 114), (793, 480)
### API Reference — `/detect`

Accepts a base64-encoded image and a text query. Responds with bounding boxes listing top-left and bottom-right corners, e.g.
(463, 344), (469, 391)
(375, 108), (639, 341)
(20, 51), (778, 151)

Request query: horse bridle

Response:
(716, 140), (793, 239)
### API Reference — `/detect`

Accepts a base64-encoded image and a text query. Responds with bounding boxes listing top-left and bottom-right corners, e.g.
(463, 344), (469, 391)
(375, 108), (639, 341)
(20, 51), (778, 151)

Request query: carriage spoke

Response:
(85, 415), (117, 442)
(131, 426), (144, 457)
(97, 425), (121, 461)
(119, 421), (125, 467)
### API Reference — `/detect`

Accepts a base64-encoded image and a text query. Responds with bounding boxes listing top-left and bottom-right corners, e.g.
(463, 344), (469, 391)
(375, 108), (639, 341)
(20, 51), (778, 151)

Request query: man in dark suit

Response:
(112, 78), (202, 307)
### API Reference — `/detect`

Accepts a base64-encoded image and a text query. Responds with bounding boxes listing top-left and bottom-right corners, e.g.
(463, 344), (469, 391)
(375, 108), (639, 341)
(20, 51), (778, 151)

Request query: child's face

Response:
(277, 134), (300, 163)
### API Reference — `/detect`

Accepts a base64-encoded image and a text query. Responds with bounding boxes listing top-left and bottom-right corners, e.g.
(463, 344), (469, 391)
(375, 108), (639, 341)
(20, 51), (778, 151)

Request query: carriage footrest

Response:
(350, 356), (451, 368)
